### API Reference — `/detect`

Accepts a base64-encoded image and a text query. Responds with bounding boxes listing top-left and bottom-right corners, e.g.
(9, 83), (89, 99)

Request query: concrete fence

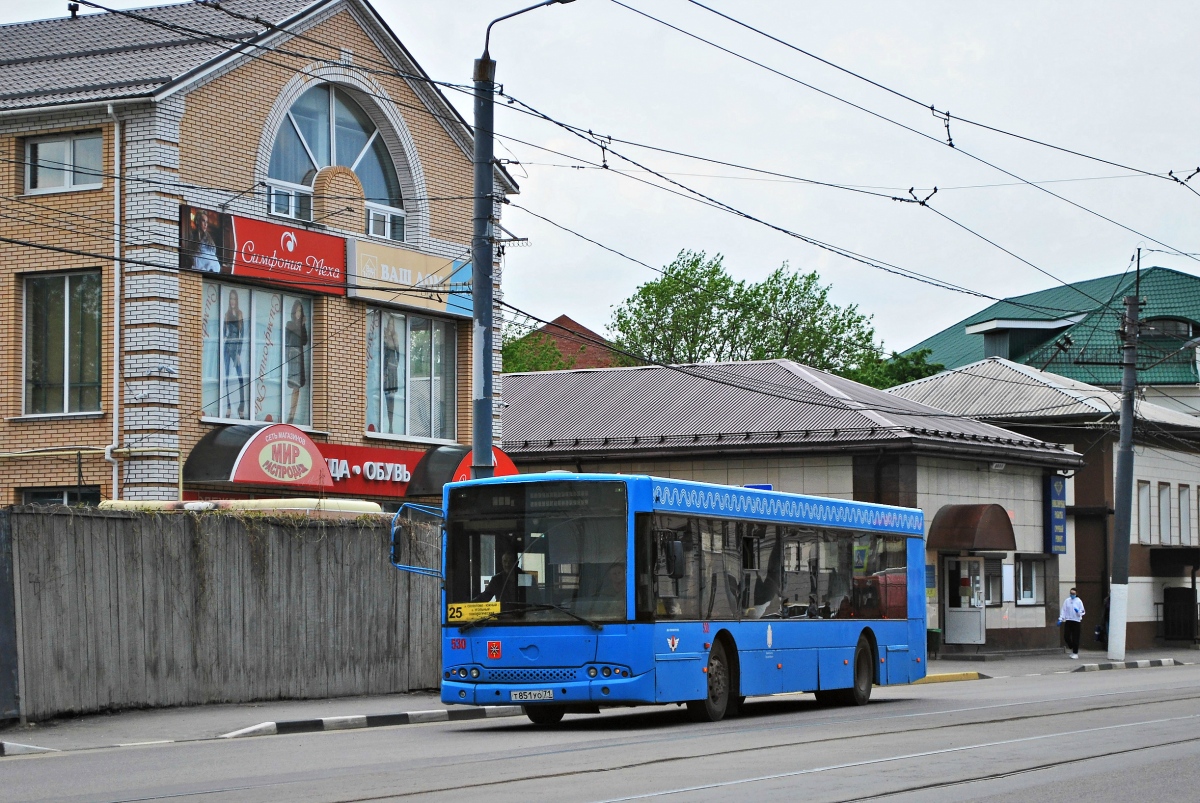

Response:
(0, 506), (440, 722)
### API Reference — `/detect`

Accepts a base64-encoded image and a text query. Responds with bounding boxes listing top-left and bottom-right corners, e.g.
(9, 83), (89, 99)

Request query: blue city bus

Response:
(431, 473), (926, 725)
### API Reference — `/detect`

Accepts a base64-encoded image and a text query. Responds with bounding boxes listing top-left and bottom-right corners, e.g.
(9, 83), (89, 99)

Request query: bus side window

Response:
(652, 515), (699, 620)
(635, 514), (656, 621)
(700, 518), (739, 621)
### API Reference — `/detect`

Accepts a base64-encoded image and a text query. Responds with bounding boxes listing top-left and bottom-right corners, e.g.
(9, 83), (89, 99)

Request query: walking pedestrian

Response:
(1059, 587), (1086, 659)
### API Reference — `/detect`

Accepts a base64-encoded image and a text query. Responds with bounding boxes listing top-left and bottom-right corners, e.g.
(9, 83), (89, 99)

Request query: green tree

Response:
(501, 328), (574, 373)
(609, 250), (891, 377)
(608, 251), (744, 364)
(730, 264), (878, 373)
(842, 348), (944, 389)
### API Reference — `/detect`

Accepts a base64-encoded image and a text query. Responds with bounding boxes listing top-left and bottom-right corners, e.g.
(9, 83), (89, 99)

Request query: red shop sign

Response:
(179, 204), (346, 295)
(231, 215), (345, 295)
(451, 448), (519, 483)
(229, 424), (334, 490)
(320, 443), (427, 498)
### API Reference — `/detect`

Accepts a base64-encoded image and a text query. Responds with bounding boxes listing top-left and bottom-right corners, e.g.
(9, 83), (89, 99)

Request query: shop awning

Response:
(183, 423), (334, 491)
(405, 445), (519, 496)
(928, 504), (1016, 551)
(184, 424), (518, 498)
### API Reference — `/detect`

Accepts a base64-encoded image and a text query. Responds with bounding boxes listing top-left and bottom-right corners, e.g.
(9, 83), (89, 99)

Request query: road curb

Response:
(219, 705), (523, 739)
(0, 741), (59, 757)
(913, 671), (990, 684)
(1074, 657), (1182, 673)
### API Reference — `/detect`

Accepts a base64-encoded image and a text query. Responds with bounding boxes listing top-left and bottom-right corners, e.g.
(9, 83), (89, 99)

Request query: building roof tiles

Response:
(0, 0), (317, 109)
(889, 357), (1200, 428)
(502, 359), (1079, 466)
(906, 267), (1200, 385)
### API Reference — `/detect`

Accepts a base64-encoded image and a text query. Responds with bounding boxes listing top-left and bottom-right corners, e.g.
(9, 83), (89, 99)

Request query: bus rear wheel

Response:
(524, 704), (565, 726)
(814, 636), (873, 707)
(687, 640), (732, 722)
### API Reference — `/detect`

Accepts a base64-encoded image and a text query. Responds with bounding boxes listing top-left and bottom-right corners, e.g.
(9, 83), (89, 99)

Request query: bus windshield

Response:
(445, 480), (629, 624)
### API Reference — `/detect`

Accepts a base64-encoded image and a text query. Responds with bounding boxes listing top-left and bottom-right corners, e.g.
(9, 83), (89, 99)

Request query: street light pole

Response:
(1108, 255), (1141, 661)
(471, 0), (576, 480)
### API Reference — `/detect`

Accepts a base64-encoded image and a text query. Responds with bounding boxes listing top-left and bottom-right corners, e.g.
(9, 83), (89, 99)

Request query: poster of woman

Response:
(285, 299), (309, 424)
(179, 204), (233, 273)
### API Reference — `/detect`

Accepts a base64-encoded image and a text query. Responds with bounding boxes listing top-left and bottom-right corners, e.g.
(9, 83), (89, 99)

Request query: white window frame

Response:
(365, 201), (406, 243)
(264, 179), (314, 221)
(23, 271), (103, 416)
(365, 308), (457, 442)
(1015, 557), (1045, 606)
(200, 280), (313, 427)
(25, 132), (103, 194)
(1159, 482), (1173, 545)
(1180, 485), (1192, 546)
(1137, 481), (1151, 544)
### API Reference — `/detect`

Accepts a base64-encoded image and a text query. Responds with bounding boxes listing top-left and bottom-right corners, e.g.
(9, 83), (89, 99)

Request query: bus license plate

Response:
(510, 689), (554, 701)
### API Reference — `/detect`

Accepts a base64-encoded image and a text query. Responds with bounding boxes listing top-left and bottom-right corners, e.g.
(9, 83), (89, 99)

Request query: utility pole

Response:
(470, 46), (497, 480)
(1108, 249), (1140, 661)
(470, 0), (576, 481)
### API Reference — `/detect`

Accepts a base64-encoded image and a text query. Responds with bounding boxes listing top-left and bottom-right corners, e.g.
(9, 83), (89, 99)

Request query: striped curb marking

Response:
(1075, 658), (1181, 673)
(913, 671), (990, 685)
(219, 706), (524, 739)
(0, 741), (59, 757)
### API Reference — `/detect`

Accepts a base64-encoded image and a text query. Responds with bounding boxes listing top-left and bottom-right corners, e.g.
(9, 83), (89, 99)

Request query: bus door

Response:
(943, 557), (985, 645)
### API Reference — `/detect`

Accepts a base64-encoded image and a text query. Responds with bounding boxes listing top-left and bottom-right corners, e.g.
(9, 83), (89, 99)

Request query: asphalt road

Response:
(6, 664), (1200, 803)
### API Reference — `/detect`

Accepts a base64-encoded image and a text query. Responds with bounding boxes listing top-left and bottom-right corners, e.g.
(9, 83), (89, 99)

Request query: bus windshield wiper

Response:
(457, 601), (603, 632)
(457, 607), (525, 632)
(523, 602), (603, 630)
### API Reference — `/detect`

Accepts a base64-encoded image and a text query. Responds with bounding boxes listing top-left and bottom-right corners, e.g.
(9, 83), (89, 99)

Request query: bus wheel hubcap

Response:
(710, 657), (726, 702)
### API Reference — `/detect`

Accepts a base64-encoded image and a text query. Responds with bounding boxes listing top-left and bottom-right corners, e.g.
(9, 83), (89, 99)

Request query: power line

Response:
(680, 0), (1200, 198)
(501, 91), (1112, 316)
(608, 0), (1200, 265)
(505, 202), (661, 273)
(79, 0), (1140, 312)
(519, 161), (1188, 192)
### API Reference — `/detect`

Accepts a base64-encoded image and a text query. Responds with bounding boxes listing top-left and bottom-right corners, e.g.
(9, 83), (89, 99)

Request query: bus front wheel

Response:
(524, 704), (565, 726)
(687, 640), (732, 722)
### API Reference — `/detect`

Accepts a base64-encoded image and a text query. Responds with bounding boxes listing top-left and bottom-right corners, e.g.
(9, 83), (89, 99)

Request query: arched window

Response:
(1143, 318), (1195, 340)
(266, 84), (405, 241)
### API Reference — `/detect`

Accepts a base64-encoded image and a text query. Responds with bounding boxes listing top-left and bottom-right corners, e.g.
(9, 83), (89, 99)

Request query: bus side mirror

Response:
(668, 540), (686, 579)
(390, 521), (408, 566)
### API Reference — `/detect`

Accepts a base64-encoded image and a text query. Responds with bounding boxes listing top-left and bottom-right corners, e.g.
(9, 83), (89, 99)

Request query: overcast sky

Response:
(9, 1), (1200, 353)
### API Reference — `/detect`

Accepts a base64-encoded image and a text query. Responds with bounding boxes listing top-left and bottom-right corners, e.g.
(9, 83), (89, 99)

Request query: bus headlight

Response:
(601, 667), (612, 677)
(587, 667), (598, 678)
(458, 668), (468, 678)
(470, 668), (480, 679)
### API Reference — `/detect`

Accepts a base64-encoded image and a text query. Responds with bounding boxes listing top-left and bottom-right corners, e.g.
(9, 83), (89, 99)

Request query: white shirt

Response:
(1060, 595), (1085, 622)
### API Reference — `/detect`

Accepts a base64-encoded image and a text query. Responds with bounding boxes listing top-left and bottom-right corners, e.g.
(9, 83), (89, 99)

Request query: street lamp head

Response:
(485, 0), (579, 56)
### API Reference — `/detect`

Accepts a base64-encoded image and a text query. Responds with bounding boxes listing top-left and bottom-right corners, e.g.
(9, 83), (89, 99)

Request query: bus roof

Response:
(446, 472), (924, 537)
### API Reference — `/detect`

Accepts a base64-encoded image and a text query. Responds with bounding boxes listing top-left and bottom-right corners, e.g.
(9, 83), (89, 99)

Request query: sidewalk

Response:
(0, 691), (452, 752)
(928, 646), (1196, 678)
(3, 647), (1192, 753)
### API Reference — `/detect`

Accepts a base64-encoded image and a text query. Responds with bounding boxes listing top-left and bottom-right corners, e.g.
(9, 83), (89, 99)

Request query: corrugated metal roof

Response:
(0, 0), (319, 110)
(501, 359), (1078, 465)
(905, 267), (1200, 386)
(888, 357), (1200, 427)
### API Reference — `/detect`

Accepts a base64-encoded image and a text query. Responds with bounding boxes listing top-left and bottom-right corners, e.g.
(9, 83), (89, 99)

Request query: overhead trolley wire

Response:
(499, 91), (1112, 316)
(609, 0), (1200, 270)
(681, 0), (1200, 198)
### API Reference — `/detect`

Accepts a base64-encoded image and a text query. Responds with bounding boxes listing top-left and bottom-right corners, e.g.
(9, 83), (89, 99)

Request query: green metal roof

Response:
(904, 267), (1200, 385)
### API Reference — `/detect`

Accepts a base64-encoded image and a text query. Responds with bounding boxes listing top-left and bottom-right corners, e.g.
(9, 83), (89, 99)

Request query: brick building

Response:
(0, 0), (513, 505)
(534, 314), (619, 369)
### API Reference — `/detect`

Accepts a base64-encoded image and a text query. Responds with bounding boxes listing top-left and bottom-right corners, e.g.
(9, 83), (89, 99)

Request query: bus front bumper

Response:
(442, 670), (655, 707)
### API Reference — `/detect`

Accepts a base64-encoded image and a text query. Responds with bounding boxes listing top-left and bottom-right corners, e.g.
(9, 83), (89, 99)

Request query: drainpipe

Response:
(105, 104), (122, 500)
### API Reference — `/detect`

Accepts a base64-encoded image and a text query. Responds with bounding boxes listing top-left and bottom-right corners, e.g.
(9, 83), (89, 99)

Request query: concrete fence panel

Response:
(3, 507), (439, 722)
